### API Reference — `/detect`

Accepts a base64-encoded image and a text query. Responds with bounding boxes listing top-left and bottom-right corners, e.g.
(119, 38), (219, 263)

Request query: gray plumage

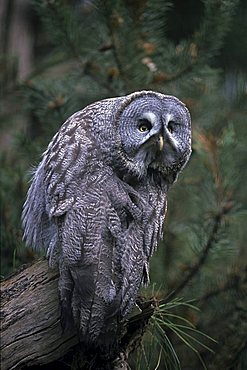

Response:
(22, 90), (191, 349)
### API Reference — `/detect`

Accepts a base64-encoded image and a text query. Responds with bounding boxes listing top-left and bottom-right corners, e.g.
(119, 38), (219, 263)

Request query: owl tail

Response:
(22, 163), (55, 253)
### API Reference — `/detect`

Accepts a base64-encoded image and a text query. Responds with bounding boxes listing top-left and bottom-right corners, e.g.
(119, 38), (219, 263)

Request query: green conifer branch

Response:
(165, 200), (234, 302)
(101, 2), (130, 93)
(198, 266), (246, 304)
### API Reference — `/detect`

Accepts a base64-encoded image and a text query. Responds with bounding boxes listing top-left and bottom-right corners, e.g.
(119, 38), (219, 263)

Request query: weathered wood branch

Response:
(0, 259), (154, 370)
(1, 259), (78, 370)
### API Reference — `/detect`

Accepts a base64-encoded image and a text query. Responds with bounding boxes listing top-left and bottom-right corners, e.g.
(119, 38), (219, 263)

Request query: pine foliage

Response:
(0, 0), (246, 369)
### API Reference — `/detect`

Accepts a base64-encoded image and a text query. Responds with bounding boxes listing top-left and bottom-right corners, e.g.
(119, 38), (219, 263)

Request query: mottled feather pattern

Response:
(22, 90), (191, 350)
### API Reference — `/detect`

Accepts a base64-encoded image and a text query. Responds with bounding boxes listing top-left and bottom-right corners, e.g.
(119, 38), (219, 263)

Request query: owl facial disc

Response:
(118, 92), (191, 181)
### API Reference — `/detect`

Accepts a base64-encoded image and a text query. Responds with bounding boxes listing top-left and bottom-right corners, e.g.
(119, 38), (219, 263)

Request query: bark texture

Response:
(0, 259), (78, 370)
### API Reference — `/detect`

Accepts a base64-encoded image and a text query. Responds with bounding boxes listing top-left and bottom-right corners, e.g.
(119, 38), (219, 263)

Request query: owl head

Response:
(115, 91), (192, 184)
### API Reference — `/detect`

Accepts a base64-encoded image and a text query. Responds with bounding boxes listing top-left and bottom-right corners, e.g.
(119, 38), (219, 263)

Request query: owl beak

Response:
(158, 135), (164, 151)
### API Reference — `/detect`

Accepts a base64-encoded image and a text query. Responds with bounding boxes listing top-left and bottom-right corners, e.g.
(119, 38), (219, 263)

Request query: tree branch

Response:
(164, 201), (234, 302)
(103, 8), (129, 93)
(0, 259), (78, 370)
(198, 267), (246, 305)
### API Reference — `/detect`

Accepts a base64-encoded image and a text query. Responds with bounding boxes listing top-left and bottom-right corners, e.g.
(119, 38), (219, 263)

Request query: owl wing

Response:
(22, 110), (92, 255)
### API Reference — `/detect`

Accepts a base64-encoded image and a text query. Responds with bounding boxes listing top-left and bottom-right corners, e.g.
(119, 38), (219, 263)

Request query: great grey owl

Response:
(22, 90), (191, 350)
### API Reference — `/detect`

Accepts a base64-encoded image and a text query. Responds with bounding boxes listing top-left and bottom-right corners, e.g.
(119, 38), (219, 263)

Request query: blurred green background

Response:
(0, 0), (246, 369)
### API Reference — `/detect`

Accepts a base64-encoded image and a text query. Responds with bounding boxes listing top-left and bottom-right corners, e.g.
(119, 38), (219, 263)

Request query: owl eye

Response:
(167, 121), (176, 134)
(138, 119), (152, 133)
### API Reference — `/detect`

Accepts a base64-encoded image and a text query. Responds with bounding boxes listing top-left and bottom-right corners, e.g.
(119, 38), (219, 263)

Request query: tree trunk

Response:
(7, 0), (34, 81)
(1, 259), (78, 370)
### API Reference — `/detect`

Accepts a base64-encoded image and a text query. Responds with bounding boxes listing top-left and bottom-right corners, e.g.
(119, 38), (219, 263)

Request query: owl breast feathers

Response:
(22, 90), (191, 349)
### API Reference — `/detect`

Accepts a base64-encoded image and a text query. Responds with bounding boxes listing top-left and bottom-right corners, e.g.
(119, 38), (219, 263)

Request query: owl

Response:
(22, 90), (191, 352)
